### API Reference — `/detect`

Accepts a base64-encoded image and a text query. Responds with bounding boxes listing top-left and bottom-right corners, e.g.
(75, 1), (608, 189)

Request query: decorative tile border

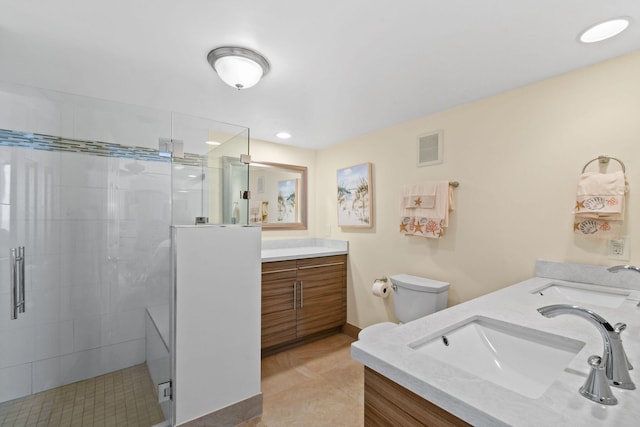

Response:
(0, 128), (205, 167)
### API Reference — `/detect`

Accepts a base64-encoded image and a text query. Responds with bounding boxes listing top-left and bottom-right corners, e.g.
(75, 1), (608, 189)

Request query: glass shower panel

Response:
(218, 129), (250, 225)
(0, 82), (174, 425)
(170, 113), (249, 225)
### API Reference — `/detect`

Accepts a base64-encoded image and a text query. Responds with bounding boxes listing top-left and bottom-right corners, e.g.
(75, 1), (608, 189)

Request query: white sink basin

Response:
(532, 282), (631, 308)
(409, 316), (584, 398)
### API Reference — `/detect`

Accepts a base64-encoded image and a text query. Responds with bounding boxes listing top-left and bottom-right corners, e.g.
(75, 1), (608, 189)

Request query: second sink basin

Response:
(409, 316), (584, 399)
(532, 282), (631, 308)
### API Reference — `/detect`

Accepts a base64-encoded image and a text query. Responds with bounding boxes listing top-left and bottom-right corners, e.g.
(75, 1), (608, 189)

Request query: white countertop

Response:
(351, 260), (640, 426)
(261, 238), (348, 262)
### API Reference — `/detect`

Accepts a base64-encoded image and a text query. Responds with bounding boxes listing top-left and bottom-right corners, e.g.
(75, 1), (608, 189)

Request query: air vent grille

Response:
(417, 131), (443, 166)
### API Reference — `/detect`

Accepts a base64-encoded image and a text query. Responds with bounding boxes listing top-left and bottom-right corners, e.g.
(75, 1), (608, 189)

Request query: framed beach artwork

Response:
(337, 162), (373, 228)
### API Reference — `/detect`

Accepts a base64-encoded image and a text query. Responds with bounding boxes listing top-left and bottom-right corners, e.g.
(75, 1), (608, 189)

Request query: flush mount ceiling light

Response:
(579, 18), (631, 43)
(276, 131), (292, 139)
(207, 46), (270, 90)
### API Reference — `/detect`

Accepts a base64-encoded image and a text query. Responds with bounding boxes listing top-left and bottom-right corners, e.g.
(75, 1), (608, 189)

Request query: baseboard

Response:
(179, 393), (262, 427)
(341, 322), (361, 340)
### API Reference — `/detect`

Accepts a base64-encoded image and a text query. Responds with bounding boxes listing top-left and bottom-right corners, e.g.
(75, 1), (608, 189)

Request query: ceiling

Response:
(1, 1), (639, 150)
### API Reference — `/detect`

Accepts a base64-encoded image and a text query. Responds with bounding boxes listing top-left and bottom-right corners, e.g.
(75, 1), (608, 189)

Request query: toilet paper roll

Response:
(372, 280), (390, 298)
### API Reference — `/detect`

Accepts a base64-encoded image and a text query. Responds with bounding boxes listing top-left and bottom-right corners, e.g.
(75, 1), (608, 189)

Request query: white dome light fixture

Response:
(207, 46), (270, 90)
(579, 18), (630, 43)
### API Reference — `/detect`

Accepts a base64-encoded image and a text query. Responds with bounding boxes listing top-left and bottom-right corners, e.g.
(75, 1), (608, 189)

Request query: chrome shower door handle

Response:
(18, 246), (25, 314)
(9, 246), (25, 320)
(10, 248), (18, 320)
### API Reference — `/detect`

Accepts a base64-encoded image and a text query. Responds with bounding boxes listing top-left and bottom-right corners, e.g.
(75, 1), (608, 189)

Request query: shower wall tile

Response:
(30, 281), (72, 324)
(59, 152), (108, 189)
(111, 271), (147, 312)
(8, 147), (61, 222)
(5, 220), (61, 260)
(32, 338), (146, 394)
(73, 315), (105, 352)
(30, 254), (62, 294)
(0, 147), (12, 205)
(0, 87), (73, 138)
(0, 258), (8, 296)
(73, 309), (145, 352)
(0, 363), (31, 403)
(110, 308), (146, 344)
(30, 220), (62, 256)
(33, 320), (74, 360)
(0, 325), (34, 369)
(67, 282), (110, 318)
(58, 187), (109, 220)
(59, 220), (108, 255)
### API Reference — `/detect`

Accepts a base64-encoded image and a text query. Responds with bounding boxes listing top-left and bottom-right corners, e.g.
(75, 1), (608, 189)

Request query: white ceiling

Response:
(1, 0), (639, 150)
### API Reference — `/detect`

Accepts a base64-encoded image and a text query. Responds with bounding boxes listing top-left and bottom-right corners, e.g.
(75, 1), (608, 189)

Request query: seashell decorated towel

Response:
(573, 170), (628, 239)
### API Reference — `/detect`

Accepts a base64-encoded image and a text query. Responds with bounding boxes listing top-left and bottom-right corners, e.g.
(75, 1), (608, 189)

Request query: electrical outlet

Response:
(608, 236), (630, 261)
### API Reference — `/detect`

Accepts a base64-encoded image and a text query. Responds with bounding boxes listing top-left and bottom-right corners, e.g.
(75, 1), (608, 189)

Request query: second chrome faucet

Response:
(537, 304), (635, 397)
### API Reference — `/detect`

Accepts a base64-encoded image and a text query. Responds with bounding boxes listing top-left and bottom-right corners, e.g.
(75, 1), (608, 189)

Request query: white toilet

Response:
(358, 274), (450, 341)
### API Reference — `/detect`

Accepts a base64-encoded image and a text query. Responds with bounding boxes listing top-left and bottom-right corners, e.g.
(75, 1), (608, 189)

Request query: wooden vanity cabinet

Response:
(261, 260), (298, 349)
(364, 367), (472, 426)
(261, 255), (346, 353)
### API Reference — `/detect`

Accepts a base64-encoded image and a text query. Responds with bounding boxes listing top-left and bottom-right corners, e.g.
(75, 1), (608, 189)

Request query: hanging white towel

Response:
(401, 183), (437, 209)
(573, 170), (628, 239)
(399, 181), (453, 239)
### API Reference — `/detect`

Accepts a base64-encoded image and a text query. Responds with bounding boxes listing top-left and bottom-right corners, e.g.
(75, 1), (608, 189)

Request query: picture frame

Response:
(337, 162), (373, 228)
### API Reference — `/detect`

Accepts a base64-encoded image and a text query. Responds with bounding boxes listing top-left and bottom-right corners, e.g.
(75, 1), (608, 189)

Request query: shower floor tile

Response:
(0, 363), (164, 427)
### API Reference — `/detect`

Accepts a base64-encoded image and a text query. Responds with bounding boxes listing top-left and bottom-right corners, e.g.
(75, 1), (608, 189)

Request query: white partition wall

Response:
(172, 225), (262, 426)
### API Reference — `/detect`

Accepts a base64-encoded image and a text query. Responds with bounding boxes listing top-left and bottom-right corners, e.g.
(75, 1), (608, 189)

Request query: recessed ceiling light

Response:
(276, 132), (292, 139)
(579, 18), (630, 43)
(206, 140), (222, 146)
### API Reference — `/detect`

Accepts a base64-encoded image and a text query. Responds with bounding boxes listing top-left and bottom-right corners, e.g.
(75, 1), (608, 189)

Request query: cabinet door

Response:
(296, 255), (346, 338)
(261, 261), (298, 349)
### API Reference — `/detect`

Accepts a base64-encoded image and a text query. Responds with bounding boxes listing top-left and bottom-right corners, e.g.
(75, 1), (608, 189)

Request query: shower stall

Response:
(0, 82), (251, 426)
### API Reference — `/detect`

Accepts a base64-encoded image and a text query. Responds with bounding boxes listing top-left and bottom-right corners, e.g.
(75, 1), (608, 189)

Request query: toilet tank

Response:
(390, 274), (450, 323)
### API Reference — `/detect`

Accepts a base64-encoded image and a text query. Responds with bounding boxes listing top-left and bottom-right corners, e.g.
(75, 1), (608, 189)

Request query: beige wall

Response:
(253, 51), (640, 330)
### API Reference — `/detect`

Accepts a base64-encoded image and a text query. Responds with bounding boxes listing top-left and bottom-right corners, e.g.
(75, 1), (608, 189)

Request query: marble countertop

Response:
(261, 238), (348, 262)
(351, 260), (640, 426)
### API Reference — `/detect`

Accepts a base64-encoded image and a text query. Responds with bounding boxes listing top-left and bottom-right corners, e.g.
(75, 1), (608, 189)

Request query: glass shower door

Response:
(1, 83), (174, 426)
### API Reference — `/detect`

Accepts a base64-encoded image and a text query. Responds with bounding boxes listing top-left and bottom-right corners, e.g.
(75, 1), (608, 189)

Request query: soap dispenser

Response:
(231, 202), (240, 224)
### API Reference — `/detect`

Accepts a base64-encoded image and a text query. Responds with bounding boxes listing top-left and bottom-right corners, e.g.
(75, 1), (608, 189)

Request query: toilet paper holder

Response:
(375, 276), (397, 291)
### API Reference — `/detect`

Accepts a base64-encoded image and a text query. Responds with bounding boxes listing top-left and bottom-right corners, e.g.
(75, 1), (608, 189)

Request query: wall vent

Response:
(417, 130), (443, 167)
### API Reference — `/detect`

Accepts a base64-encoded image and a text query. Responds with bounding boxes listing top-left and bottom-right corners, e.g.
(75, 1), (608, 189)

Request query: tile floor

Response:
(0, 364), (165, 427)
(0, 334), (363, 427)
(243, 333), (364, 427)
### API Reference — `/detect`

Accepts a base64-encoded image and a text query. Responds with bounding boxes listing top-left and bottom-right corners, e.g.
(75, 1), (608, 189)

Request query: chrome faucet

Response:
(537, 304), (635, 390)
(608, 264), (640, 274)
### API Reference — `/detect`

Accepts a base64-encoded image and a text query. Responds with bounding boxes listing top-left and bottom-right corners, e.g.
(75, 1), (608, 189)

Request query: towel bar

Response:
(582, 156), (625, 174)
(449, 181), (459, 188)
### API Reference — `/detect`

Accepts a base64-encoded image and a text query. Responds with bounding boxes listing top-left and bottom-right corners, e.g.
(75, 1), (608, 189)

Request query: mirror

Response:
(249, 161), (307, 230)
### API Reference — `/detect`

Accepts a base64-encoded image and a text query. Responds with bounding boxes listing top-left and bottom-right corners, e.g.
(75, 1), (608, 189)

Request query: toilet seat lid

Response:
(390, 274), (449, 292)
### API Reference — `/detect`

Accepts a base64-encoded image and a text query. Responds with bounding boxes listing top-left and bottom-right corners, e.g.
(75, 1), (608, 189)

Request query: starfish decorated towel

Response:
(399, 181), (453, 239)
